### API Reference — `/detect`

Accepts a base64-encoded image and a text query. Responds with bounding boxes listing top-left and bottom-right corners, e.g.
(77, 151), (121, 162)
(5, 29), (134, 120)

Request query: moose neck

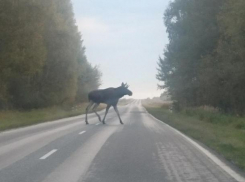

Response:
(115, 87), (127, 99)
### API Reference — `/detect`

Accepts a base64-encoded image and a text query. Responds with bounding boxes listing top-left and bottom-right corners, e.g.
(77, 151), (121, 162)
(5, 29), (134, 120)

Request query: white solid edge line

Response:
(144, 109), (245, 182)
(40, 149), (57, 160)
(79, 131), (86, 135)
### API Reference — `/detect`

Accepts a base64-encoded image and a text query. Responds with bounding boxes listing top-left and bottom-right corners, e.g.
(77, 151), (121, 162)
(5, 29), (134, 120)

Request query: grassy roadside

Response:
(144, 104), (245, 171)
(0, 103), (105, 132)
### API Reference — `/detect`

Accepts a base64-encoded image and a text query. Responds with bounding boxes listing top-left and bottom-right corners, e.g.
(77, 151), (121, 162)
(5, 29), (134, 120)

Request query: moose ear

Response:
(121, 82), (125, 87)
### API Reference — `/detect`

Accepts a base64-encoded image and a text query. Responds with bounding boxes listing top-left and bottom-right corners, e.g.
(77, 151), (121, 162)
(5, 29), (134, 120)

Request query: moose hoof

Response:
(86, 122), (89, 125)
(120, 122), (124, 125)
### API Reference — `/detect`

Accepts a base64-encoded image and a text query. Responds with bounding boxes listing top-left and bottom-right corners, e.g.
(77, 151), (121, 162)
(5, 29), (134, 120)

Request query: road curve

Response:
(0, 100), (244, 182)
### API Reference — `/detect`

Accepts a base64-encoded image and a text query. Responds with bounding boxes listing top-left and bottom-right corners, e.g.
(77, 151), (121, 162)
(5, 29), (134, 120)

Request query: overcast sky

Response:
(71, 0), (170, 99)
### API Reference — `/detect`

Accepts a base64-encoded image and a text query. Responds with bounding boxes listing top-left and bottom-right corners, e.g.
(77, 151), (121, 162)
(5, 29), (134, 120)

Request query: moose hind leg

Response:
(92, 103), (101, 122)
(102, 105), (111, 124)
(85, 101), (94, 124)
(113, 105), (123, 124)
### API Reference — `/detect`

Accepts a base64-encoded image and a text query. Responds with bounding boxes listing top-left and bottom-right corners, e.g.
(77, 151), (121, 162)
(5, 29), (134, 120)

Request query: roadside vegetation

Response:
(0, 0), (101, 110)
(143, 101), (245, 171)
(0, 0), (101, 130)
(157, 0), (245, 115)
(155, 0), (245, 171)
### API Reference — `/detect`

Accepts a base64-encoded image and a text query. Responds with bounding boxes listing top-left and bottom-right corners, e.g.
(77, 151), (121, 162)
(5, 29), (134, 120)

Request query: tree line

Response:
(0, 0), (101, 110)
(157, 0), (245, 115)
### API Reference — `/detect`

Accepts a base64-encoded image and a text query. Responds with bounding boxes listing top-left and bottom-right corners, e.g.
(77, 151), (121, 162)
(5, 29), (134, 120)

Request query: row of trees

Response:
(0, 0), (101, 109)
(157, 0), (245, 114)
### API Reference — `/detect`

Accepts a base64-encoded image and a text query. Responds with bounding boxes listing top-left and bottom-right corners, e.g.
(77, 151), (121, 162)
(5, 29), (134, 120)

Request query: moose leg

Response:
(92, 103), (101, 122)
(102, 105), (111, 124)
(113, 105), (123, 124)
(85, 101), (94, 124)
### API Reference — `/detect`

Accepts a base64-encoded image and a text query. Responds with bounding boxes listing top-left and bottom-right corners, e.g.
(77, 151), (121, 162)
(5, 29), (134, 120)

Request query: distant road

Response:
(0, 100), (244, 182)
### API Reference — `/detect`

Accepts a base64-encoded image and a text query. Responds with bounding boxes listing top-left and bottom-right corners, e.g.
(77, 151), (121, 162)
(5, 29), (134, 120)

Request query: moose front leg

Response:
(102, 105), (111, 124)
(113, 105), (123, 124)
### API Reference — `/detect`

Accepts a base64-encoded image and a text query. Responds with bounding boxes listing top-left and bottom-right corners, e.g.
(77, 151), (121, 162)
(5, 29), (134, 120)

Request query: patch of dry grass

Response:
(142, 99), (172, 108)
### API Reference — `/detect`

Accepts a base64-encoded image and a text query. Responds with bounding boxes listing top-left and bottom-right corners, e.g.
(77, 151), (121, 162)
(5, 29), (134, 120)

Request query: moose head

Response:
(119, 82), (133, 96)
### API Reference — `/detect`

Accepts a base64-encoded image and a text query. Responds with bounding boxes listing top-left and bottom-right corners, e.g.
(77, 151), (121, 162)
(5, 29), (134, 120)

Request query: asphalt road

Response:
(0, 100), (244, 182)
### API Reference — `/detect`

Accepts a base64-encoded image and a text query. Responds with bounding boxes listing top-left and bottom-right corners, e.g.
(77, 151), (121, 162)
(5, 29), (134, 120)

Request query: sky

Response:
(71, 0), (170, 99)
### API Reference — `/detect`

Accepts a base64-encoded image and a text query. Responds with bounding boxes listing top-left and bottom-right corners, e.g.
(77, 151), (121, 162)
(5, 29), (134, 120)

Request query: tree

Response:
(76, 47), (101, 102)
(200, 0), (245, 114)
(0, 0), (102, 109)
(0, 0), (47, 108)
(157, 0), (225, 108)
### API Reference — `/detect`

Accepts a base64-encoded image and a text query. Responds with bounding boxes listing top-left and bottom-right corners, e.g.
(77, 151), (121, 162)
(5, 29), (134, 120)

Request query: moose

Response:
(85, 82), (133, 125)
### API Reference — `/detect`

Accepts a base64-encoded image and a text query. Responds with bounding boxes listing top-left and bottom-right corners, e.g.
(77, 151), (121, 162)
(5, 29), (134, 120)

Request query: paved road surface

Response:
(0, 100), (244, 182)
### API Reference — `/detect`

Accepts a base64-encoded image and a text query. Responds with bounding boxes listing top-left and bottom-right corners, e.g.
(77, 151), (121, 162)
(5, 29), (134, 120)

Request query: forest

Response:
(157, 0), (245, 115)
(0, 0), (101, 110)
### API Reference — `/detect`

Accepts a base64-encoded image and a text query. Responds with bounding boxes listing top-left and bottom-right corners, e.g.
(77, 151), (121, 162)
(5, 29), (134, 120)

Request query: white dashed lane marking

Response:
(40, 149), (57, 160)
(79, 131), (86, 135)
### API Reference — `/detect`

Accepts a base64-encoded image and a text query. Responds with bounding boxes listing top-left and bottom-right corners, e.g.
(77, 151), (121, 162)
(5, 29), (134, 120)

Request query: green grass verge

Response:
(145, 106), (245, 171)
(0, 103), (105, 131)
